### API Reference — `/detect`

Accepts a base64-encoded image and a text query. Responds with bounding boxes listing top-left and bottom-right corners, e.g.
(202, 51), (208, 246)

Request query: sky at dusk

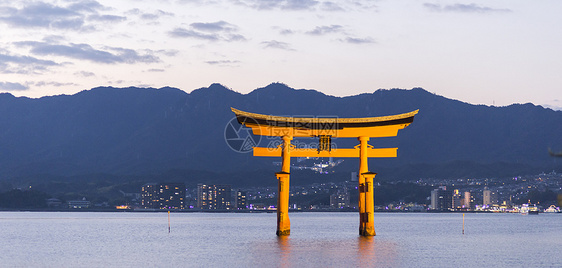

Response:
(0, 0), (561, 108)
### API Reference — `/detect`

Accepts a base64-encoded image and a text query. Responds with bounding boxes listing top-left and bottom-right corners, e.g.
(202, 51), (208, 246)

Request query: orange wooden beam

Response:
(253, 147), (397, 158)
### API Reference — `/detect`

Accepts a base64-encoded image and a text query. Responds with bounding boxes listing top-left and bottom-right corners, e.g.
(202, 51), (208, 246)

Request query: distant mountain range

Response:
(1, 83), (562, 186)
(543, 105), (562, 111)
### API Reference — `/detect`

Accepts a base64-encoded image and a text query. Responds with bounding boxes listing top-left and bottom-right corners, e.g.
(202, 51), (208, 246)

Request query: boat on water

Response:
(520, 204), (540, 215)
(520, 204), (529, 215)
(544, 205), (561, 213)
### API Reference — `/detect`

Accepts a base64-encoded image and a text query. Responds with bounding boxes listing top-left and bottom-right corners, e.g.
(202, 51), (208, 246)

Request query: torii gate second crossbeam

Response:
(231, 108), (418, 236)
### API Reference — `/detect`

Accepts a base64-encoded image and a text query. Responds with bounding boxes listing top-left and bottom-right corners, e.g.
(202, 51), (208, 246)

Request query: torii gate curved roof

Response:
(231, 108), (419, 138)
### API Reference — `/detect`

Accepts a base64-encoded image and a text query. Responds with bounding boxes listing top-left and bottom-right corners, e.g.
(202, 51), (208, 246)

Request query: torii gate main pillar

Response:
(276, 136), (292, 236)
(358, 136), (376, 236)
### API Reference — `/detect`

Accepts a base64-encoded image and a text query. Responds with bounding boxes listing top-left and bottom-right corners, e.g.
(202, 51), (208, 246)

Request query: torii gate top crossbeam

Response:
(231, 108), (418, 138)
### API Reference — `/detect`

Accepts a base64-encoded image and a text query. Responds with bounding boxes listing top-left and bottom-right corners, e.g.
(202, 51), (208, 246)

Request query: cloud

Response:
(143, 10), (174, 20)
(177, 0), (221, 6)
(0, 2), (85, 30)
(33, 81), (78, 87)
(157, 49), (179, 57)
(106, 79), (125, 85)
(340, 37), (375, 44)
(42, 35), (67, 43)
(0, 1), (123, 31)
(147, 68), (165, 72)
(88, 14), (126, 22)
(423, 3), (511, 13)
(0, 81), (29, 91)
(126, 8), (141, 15)
(306, 25), (343, 35)
(279, 29), (294, 35)
(0, 52), (58, 66)
(180, 0), (356, 11)
(305, 25), (374, 45)
(344, 0), (378, 11)
(320, 1), (344, 11)
(169, 27), (220, 40)
(205, 60), (241, 66)
(169, 21), (246, 41)
(74, 71), (95, 77)
(191, 21), (235, 32)
(15, 41), (160, 64)
(0, 51), (59, 74)
(106, 47), (160, 63)
(127, 8), (174, 21)
(271, 26), (295, 35)
(238, 0), (319, 10)
(281, 0), (319, 10)
(67, 0), (106, 13)
(261, 40), (295, 51)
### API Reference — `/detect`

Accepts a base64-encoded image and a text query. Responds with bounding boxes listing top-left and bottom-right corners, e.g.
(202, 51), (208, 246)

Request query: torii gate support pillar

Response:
(276, 135), (292, 236)
(358, 136), (376, 236)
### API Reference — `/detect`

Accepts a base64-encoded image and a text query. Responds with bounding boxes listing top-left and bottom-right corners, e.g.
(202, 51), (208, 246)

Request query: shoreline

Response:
(2, 208), (556, 213)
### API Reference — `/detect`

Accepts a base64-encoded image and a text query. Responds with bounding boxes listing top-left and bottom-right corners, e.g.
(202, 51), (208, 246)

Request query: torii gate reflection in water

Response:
(231, 108), (418, 236)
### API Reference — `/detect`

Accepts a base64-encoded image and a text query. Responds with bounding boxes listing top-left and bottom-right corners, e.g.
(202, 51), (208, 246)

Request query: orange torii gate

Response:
(231, 108), (418, 236)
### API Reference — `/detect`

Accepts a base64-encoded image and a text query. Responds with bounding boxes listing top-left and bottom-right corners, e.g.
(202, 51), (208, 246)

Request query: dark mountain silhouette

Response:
(1, 83), (561, 187)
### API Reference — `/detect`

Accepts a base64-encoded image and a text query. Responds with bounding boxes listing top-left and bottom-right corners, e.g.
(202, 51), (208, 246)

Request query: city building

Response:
(462, 191), (473, 209)
(430, 186), (452, 211)
(68, 197), (91, 209)
(236, 190), (247, 209)
(141, 182), (185, 209)
(141, 183), (158, 209)
(197, 184), (232, 210)
(452, 189), (462, 210)
(330, 189), (350, 209)
(46, 198), (62, 208)
(483, 187), (492, 206)
(158, 183), (186, 209)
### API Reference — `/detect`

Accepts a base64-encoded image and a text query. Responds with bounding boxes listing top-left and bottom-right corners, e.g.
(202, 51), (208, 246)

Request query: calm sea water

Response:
(0, 212), (560, 267)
